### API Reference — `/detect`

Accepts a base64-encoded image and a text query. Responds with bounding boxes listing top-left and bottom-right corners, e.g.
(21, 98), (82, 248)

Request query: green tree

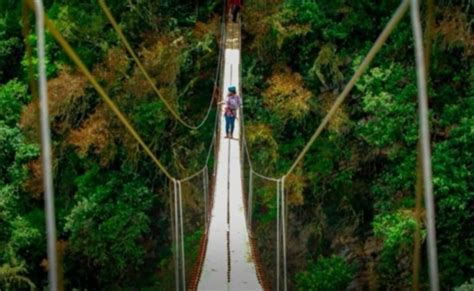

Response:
(64, 164), (154, 286)
(295, 256), (355, 291)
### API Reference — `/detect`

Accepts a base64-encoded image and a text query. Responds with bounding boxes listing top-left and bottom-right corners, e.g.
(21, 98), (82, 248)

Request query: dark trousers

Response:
(232, 5), (240, 22)
(225, 115), (236, 135)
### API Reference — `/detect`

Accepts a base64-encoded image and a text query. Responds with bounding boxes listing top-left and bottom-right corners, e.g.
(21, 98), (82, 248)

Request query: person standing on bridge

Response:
(222, 86), (240, 139)
(229, 0), (242, 23)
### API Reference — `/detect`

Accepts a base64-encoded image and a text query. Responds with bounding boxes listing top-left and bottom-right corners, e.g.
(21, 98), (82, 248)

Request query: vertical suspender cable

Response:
(34, 1), (58, 290)
(281, 177), (288, 291)
(203, 166), (209, 229)
(410, 0), (439, 290)
(248, 169), (254, 227)
(206, 166), (209, 225)
(201, 168), (205, 230)
(177, 181), (186, 289)
(276, 179), (281, 291)
(168, 179), (176, 290)
(173, 179), (180, 290)
(239, 20), (244, 170)
(413, 150), (423, 290)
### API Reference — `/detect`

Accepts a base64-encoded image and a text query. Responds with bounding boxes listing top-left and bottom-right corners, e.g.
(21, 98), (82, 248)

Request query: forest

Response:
(0, 0), (473, 290)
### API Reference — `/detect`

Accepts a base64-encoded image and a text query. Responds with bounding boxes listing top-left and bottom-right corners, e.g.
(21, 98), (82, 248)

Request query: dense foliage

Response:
(0, 0), (472, 289)
(242, 0), (473, 289)
(295, 256), (355, 291)
(1, 0), (220, 289)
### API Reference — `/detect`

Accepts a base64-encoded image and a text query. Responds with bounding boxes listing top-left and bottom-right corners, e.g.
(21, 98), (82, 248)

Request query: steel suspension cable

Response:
(410, 0), (439, 289)
(186, 25), (225, 176)
(99, 0), (225, 130)
(239, 1), (438, 289)
(101, 0), (225, 178)
(31, 0), (58, 290)
(284, 0), (410, 177)
(176, 5), (226, 104)
(28, 2), (223, 290)
(31, 1), (222, 181)
(26, 3), (175, 180)
(179, 167), (206, 183)
(183, 3), (227, 166)
(239, 0), (410, 180)
(251, 170), (279, 182)
(175, 24), (224, 179)
(413, 0), (435, 287)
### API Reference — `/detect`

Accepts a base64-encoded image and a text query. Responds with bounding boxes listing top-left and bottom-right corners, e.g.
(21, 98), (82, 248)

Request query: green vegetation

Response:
(243, 0), (473, 289)
(295, 256), (355, 291)
(1, 0), (219, 289)
(0, 0), (472, 289)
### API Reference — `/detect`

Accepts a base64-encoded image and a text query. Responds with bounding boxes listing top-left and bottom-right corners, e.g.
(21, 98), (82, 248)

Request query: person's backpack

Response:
(228, 96), (239, 110)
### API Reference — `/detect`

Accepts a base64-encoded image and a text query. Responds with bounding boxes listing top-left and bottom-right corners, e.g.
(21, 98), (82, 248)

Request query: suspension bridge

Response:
(25, 0), (439, 290)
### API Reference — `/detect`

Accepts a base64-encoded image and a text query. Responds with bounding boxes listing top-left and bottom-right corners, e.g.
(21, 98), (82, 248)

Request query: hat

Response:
(228, 86), (237, 93)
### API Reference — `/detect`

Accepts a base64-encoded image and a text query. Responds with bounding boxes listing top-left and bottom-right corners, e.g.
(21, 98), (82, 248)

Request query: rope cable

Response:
(252, 170), (280, 182)
(99, 0), (224, 130)
(28, 2), (229, 289)
(237, 2), (435, 289)
(175, 31), (224, 180)
(31, 1), (222, 182)
(238, 0), (410, 180)
(284, 0), (410, 177)
(28, 5), (176, 179)
(179, 167), (206, 183)
(166, 1), (228, 178)
(30, 1), (436, 288)
(237, 6), (412, 288)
